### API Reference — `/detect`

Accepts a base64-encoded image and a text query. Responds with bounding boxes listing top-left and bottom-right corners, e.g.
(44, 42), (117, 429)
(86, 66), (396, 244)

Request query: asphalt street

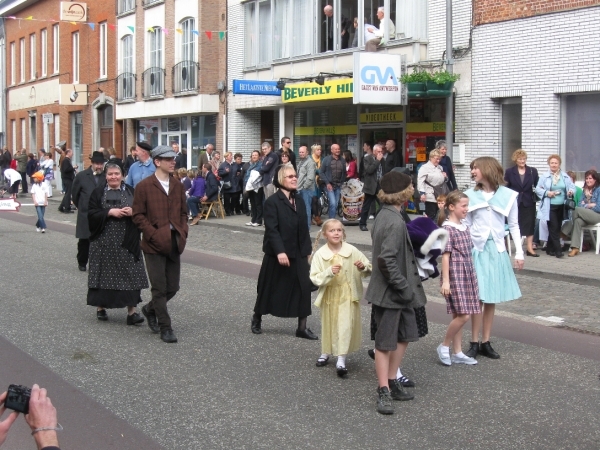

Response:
(1, 205), (599, 449)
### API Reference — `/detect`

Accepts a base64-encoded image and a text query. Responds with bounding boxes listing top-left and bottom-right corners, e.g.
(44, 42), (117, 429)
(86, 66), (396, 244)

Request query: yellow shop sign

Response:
(360, 111), (404, 123)
(282, 79), (353, 103)
(295, 125), (358, 136)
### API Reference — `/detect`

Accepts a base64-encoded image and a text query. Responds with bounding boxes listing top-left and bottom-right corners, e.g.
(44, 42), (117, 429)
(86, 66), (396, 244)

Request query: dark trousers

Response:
(223, 191), (241, 214)
(425, 202), (439, 220)
(59, 178), (73, 211)
(242, 191), (250, 213)
(359, 192), (380, 226)
(77, 239), (90, 266)
(547, 204), (564, 253)
(18, 171), (27, 193)
(144, 233), (181, 332)
(248, 188), (264, 225)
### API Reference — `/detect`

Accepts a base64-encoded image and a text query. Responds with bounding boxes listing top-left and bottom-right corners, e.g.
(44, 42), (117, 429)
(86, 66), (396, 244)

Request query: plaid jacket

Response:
(132, 174), (189, 255)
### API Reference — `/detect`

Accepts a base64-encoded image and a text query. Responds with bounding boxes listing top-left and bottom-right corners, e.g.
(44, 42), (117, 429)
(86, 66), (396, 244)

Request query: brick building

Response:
(471, 0), (600, 178)
(0, 0), (119, 175)
(116, 0), (226, 169)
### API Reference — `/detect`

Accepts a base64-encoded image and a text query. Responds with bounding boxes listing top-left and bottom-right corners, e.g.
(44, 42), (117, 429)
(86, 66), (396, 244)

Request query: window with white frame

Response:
(180, 18), (195, 62)
(11, 120), (16, 153)
(118, 0), (135, 15)
(10, 42), (15, 84)
(52, 24), (59, 73)
(41, 29), (47, 77)
(19, 38), (25, 82)
(21, 118), (26, 148)
(72, 32), (79, 83)
(563, 93), (600, 176)
(243, 0), (427, 67)
(149, 27), (162, 69)
(122, 34), (134, 73)
(99, 22), (107, 78)
(119, 34), (135, 100)
(30, 33), (36, 79)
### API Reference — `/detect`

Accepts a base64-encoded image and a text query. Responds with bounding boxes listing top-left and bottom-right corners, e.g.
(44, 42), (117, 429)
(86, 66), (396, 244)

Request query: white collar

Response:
(443, 220), (467, 231)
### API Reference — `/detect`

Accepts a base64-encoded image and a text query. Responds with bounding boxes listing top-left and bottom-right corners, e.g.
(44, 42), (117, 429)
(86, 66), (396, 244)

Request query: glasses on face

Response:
(284, 174), (298, 179)
(285, 141), (291, 144)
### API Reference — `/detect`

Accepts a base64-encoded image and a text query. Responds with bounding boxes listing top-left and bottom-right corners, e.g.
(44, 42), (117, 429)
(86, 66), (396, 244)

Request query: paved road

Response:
(1, 207), (599, 449)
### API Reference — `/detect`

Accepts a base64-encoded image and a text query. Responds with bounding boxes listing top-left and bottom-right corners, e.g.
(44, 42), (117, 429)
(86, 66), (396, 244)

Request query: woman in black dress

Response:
(251, 163), (317, 339)
(87, 162), (149, 324)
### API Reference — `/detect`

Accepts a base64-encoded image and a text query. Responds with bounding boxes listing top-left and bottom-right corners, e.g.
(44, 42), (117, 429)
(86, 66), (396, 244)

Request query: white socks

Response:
(454, 351), (466, 358)
(439, 345), (450, 356)
(336, 355), (346, 368)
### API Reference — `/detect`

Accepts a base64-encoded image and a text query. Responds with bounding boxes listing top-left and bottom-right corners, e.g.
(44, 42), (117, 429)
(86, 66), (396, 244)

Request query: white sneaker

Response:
(41, 229), (46, 233)
(36, 227), (41, 232)
(451, 354), (478, 365)
(245, 222), (253, 226)
(251, 223), (260, 227)
(436, 344), (451, 366)
(369, 215), (375, 220)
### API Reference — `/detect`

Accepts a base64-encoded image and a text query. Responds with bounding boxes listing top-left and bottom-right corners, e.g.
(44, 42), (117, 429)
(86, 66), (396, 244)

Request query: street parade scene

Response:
(0, 0), (599, 449)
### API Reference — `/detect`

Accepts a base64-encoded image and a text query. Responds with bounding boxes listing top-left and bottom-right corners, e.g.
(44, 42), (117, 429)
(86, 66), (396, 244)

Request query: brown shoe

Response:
(314, 216), (323, 226)
(190, 215), (201, 226)
(568, 248), (579, 257)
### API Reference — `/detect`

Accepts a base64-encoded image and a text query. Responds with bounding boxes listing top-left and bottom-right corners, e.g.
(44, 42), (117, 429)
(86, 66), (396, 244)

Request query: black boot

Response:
(479, 341), (500, 359)
(251, 314), (262, 334)
(465, 341), (480, 358)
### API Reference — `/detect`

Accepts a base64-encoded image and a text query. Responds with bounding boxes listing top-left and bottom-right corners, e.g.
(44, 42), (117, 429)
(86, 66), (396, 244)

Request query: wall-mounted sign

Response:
(8, 79), (59, 111)
(60, 2), (87, 22)
(233, 80), (280, 96)
(359, 111), (404, 123)
(42, 113), (54, 124)
(282, 79), (353, 103)
(294, 125), (358, 136)
(353, 52), (403, 105)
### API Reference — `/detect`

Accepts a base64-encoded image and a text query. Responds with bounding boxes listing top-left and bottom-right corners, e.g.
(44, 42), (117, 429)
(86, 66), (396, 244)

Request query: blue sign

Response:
(233, 80), (281, 96)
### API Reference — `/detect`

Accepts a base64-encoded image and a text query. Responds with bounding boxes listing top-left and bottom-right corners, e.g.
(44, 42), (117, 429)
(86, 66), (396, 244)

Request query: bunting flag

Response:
(0, 15), (226, 39)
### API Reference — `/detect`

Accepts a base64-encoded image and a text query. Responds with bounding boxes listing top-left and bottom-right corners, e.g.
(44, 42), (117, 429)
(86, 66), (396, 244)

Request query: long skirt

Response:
(472, 238), (521, 304)
(254, 254), (312, 318)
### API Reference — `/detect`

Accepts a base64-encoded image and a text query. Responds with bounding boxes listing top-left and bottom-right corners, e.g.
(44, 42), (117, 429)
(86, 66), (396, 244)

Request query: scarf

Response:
(551, 170), (561, 186)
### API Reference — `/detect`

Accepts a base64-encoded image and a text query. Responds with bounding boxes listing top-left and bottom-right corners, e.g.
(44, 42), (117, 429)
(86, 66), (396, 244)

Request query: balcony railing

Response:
(117, 0), (135, 15)
(117, 72), (136, 101)
(142, 67), (165, 99)
(172, 61), (199, 94)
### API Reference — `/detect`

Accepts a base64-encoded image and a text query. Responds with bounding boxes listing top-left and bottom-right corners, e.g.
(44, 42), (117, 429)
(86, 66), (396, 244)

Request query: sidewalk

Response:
(45, 193), (600, 285)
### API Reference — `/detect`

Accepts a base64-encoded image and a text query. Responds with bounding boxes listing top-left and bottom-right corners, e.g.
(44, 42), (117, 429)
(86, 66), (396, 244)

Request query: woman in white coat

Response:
(417, 149), (447, 219)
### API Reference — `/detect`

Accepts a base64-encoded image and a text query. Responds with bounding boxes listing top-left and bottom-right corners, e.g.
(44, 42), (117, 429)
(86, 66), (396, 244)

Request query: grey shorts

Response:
(373, 304), (419, 351)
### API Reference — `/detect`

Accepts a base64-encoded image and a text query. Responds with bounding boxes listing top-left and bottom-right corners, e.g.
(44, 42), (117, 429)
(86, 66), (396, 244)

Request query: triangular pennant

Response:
(205, 31), (212, 40)
(7, 16), (16, 19)
(219, 31), (225, 41)
(70, 22), (77, 25)
(87, 22), (95, 30)
(127, 26), (135, 33)
(25, 16), (33, 20)
(192, 30), (199, 36)
(162, 28), (169, 35)
(176, 28), (183, 34)
(147, 26), (154, 32)
(108, 23), (116, 30)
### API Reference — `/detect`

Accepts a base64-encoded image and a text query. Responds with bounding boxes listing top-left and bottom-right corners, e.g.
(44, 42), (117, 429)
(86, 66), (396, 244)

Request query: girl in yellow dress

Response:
(310, 219), (372, 377)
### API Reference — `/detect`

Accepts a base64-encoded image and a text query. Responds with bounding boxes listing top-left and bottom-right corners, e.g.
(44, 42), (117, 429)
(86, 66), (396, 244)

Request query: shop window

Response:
(564, 94), (600, 176)
(191, 115), (217, 168)
(137, 119), (160, 147)
(70, 112), (83, 167)
(294, 106), (357, 157)
(501, 99), (522, 171)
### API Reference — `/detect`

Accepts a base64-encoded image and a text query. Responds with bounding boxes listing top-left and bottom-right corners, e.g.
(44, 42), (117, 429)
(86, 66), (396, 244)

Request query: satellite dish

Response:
(69, 91), (78, 102)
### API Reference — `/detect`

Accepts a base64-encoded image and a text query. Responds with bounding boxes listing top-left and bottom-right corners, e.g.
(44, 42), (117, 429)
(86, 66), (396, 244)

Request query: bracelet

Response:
(31, 423), (63, 435)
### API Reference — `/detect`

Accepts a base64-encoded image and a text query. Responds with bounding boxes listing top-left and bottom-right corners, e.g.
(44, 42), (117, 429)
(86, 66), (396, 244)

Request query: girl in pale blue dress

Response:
(464, 157), (524, 360)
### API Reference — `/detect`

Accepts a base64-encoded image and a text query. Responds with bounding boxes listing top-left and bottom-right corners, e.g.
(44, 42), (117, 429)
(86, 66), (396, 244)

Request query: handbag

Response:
(564, 198), (576, 211)
(222, 181), (232, 190)
(425, 180), (449, 198)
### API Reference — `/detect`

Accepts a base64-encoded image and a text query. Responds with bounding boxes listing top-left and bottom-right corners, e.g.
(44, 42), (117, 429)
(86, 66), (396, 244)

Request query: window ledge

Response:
(96, 76), (108, 82)
(51, 72), (60, 78)
(143, 95), (165, 101)
(117, 98), (136, 104)
(117, 9), (136, 19)
(173, 90), (198, 97)
(142, 0), (164, 10)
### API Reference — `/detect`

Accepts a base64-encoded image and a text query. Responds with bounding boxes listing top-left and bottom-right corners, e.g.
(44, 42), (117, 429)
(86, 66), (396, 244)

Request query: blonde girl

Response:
(310, 219), (371, 377)
(436, 191), (481, 365)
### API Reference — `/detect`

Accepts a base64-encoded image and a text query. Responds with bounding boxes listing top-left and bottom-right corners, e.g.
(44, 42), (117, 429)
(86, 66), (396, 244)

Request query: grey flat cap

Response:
(151, 145), (178, 159)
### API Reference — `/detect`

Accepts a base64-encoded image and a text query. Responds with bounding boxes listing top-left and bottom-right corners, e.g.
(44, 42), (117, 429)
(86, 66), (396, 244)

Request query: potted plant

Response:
(426, 71), (460, 97)
(401, 70), (432, 98)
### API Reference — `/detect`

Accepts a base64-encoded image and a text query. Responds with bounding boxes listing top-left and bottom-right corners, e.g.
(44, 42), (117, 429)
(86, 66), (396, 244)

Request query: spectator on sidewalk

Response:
(344, 150), (358, 180)
(0, 147), (11, 184)
(417, 149), (447, 220)
(125, 142), (155, 188)
(31, 171), (49, 233)
(244, 150), (263, 227)
(39, 152), (54, 198)
(321, 144), (346, 219)
(14, 149), (28, 194)
(296, 145), (316, 230)
(198, 143), (215, 168)
(218, 152), (238, 216)
(188, 171), (207, 226)
(26, 153), (39, 187)
(123, 146), (136, 175)
(259, 142), (279, 199)
(3, 168), (21, 200)
(567, 170), (600, 257)
(277, 136), (297, 170)
(437, 140), (458, 191)
(358, 143), (384, 231)
(311, 144), (323, 226)
(72, 152), (106, 272)
(58, 149), (75, 214)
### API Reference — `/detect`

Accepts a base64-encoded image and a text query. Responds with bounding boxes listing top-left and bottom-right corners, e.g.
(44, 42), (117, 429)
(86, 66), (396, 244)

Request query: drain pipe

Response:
(445, 0), (453, 156)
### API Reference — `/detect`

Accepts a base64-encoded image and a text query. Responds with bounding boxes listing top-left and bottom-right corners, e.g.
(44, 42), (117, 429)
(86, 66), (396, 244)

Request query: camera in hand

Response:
(4, 384), (31, 414)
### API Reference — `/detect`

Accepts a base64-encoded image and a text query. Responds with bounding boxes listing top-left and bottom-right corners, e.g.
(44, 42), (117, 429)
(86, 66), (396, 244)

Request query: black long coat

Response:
(254, 190), (312, 318)
(72, 167), (106, 239)
(504, 165), (539, 208)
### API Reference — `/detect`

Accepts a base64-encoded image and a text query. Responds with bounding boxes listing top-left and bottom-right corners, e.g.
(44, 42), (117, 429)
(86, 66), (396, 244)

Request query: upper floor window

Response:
(118, 35), (135, 101)
(99, 22), (108, 78)
(10, 42), (15, 84)
(121, 34), (134, 73)
(149, 27), (162, 68)
(243, 0), (427, 68)
(19, 38), (25, 82)
(30, 33), (36, 79)
(72, 32), (79, 83)
(40, 29), (47, 77)
(118, 0), (135, 15)
(180, 18), (195, 62)
(52, 24), (59, 74)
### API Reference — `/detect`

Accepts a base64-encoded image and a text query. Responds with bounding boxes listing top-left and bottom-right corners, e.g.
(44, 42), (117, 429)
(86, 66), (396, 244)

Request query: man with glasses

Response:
(320, 143), (346, 219)
(278, 136), (296, 170)
(133, 146), (189, 344)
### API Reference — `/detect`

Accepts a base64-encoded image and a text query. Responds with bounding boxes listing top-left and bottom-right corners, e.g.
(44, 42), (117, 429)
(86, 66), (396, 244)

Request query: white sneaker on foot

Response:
(451, 353), (478, 365)
(251, 223), (260, 227)
(41, 229), (46, 233)
(36, 227), (41, 232)
(245, 222), (253, 226)
(368, 215), (375, 220)
(437, 344), (451, 366)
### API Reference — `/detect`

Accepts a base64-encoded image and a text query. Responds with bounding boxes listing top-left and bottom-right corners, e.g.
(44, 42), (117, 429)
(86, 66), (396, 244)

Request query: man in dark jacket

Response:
(277, 136), (297, 170)
(358, 143), (384, 231)
(58, 149), (76, 213)
(383, 139), (402, 175)
(14, 149), (28, 193)
(320, 143), (346, 219)
(133, 145), (188, 344)
(259, 142), (279, 199)
(436, 140), (457, 191)
(71, 151), (106, 271)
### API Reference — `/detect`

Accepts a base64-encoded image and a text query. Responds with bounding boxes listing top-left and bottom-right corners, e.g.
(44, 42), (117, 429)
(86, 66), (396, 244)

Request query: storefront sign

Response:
(282, 79), (353, 103)
(360, 111), (404, 123)
(406, 122), (454, 133)
(60, 2), (87, 22)
(295, 125), (358, 136)
(9, 79), (59, 111)
(233, 80), (281, 96)
(353, 53), (403, 105)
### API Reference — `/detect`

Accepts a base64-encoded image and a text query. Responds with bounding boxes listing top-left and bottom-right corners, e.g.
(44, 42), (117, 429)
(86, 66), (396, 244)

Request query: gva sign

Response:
(360, 66), (399, 86)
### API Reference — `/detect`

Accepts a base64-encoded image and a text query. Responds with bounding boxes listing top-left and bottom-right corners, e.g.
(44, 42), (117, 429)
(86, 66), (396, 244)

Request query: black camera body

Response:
(4, 384), (31, 414)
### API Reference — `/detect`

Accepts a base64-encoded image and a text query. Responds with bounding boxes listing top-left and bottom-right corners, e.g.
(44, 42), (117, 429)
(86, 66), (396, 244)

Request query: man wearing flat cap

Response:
(125, 142), (155, 188)
(72, 151), (107, 271)
(133, 146), (188, 344)
(364, 170), (427, 415)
